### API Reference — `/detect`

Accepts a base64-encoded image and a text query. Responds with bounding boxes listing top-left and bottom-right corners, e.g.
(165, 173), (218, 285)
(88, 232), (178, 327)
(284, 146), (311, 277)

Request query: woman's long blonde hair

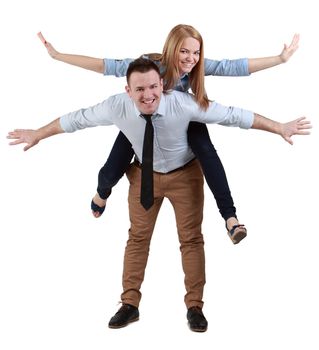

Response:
(146, 24), (209, 110)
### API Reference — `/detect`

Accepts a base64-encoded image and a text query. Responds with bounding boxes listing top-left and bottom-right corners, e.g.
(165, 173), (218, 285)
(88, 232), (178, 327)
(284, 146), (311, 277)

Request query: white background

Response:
(1, 0), (318, 349)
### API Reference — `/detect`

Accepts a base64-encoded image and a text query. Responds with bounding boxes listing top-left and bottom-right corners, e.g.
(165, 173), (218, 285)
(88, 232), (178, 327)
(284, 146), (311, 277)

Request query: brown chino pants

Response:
(121, 159), (205, 309)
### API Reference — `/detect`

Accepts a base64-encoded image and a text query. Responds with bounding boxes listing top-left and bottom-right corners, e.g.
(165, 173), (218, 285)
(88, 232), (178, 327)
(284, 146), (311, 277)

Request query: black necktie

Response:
(140, 114), (154, 210)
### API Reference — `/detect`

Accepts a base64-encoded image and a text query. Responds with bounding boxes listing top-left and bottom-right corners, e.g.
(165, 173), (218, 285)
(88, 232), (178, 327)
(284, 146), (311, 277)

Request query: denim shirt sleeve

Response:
(204, 58), (250, 76)
(103, 58), (134, 76)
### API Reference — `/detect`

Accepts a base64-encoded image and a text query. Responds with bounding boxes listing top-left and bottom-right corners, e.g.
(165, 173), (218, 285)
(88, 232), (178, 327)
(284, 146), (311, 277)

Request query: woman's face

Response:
(177, 37), (201, 75)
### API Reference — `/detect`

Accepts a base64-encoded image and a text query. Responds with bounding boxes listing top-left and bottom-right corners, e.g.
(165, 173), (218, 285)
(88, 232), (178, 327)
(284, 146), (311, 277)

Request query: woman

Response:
(42, 25), (299, 244)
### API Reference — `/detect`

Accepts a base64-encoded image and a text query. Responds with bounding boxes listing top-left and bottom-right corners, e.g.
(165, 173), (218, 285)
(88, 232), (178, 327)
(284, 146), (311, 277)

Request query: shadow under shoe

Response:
(187, 306), (208, 332)
(108, 304), (139, 329)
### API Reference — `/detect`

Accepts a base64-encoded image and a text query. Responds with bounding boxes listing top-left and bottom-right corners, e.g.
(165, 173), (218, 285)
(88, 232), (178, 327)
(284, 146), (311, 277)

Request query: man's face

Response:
(126, 70), (163, 115)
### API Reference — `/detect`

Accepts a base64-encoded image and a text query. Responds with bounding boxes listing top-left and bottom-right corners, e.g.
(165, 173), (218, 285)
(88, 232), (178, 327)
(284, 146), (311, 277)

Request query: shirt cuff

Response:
(103, 58), (115, 75)
(241, 110), (254, 129)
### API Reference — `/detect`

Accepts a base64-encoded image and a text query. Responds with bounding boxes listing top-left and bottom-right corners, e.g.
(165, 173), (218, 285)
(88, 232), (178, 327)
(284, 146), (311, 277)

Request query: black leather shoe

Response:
(187, 306), (208, 332)
(108, 304), (139, 328)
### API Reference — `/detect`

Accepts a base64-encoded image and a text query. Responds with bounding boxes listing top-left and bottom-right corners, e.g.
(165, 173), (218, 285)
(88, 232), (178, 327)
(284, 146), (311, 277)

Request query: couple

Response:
(42, 24), (300, 243)
(8, 26), (310, 332)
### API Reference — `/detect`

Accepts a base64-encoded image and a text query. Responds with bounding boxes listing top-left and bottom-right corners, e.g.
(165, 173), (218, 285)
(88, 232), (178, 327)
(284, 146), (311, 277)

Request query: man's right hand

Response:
(7, 129), (40, 151)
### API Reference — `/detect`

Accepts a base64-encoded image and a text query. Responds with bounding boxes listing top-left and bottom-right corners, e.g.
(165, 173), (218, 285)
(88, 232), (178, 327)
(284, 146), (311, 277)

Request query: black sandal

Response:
(227, 224), (247, 244)
(91, 199), (106, 215)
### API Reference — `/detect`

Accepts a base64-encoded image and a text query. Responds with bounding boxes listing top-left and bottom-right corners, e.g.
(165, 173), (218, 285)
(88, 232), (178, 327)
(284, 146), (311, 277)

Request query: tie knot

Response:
(141, 114), (153, 122)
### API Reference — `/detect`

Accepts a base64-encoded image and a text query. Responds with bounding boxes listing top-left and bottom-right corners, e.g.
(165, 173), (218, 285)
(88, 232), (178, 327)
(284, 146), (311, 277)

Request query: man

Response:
(7, 58), (311, 332)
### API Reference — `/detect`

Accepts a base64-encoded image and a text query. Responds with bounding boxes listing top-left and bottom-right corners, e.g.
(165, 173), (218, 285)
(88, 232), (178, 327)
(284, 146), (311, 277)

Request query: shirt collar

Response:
(156, 94), (166, 116)
(180, 72), (189, 80)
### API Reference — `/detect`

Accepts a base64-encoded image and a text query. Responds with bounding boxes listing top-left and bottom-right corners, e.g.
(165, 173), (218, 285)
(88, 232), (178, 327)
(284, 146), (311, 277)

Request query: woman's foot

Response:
(91, 193), (107, 218)
(226, 217), (247, 244)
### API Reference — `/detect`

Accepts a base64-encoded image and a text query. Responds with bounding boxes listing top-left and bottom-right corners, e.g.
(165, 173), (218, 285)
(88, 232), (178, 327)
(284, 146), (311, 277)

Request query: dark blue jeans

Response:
(97, 122), (236, 221)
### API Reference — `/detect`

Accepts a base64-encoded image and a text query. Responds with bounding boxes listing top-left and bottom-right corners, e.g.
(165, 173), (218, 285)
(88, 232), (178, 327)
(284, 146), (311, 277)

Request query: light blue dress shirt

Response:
(60, 91), (254, 173)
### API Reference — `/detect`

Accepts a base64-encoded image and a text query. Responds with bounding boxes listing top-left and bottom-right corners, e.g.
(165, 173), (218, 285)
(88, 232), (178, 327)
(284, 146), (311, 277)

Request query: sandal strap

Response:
(228, 224), (246, 236)
(91, 200), (106, 214)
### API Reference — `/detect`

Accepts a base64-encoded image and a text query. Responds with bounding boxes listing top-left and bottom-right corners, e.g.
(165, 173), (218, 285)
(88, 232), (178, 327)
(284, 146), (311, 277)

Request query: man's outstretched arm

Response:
(199, 100), (312, 144)
(252, 114), (312, 145)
